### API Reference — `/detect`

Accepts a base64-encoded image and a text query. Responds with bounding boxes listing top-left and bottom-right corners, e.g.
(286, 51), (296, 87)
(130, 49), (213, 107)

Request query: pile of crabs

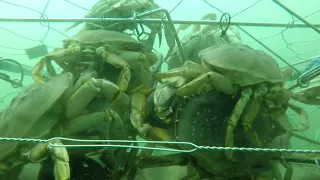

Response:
(1, 1), (320, 180)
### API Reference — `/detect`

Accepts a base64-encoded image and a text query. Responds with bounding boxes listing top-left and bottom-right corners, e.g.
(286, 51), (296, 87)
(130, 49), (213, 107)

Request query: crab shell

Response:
(175, 89), (283, 178)
(167, 27), (241, 70)
(198, 43), (284, 86)
(63, 30), (146, 52)
(61, 29), (157, 73)
(0, 72), (72, 161)
(72, 30), (157, 90)
(67, 0), (157, 32)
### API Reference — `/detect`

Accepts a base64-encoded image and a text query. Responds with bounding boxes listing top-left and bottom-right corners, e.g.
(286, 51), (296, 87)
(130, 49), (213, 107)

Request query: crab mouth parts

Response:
(81, 46), (96, 58)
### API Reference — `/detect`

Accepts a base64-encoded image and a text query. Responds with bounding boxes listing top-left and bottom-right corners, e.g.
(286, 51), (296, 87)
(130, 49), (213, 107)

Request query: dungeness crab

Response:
(65, 0), (176, 58)
(167, 12), (241, 70)
(0, 72), (128, 180)
(133, 87), (295, 179)
(155, 43), (315, 160)
(32, 30), (158, 137)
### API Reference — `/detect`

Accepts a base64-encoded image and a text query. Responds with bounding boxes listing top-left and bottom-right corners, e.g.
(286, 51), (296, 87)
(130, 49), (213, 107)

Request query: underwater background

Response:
(1, 0), (320, 179)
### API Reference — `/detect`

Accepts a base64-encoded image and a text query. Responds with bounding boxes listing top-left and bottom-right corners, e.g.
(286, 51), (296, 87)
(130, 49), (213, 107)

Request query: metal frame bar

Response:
(0, 17), (319, 28)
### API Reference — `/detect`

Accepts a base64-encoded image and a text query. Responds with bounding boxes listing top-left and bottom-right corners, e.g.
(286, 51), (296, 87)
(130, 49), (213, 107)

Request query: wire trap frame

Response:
(1, 5), (320, 74)
(2, 137), (320, 155)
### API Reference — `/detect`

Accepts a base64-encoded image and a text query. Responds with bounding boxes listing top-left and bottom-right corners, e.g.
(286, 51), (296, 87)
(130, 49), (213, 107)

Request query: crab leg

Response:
(65, 76), (130, 120)
(32, 45), (81, 84)
(32, 57), (57, 84)
(176, 71), (234, 96)
(163, 23), (176, 61)
(240, 84), (269, 149)
(64, 58), (154, 139)
(48, 140), (70, 180)
(290, 84), (320, 105)
(264, 125), (293, 180)
(156, 60), (209, 79)
(281, 67), (294, 82)
(48, 107), (125, 164)
(225, 88), (252, 160)
(142, 3), (164, 50)
(145, 29), (158, 52)
(22, 139), (70, 180)
(241, 89), (263, 148)
(117, 51), (157, 68)
(96, 46), (131, 93)
(155, 60), (234, 96)
(130, 91), (155, 137)
(111, 52), (157, 137)
(176, 13), (217, 35)
(57, 109), (124, 141)
(95, 48), (157, 137)
(288, 103), (309, 131)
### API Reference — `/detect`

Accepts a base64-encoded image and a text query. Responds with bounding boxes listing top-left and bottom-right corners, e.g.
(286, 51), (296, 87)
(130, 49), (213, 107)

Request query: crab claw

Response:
(32, 58), (46, 84)
(291, 84), (320, 105)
